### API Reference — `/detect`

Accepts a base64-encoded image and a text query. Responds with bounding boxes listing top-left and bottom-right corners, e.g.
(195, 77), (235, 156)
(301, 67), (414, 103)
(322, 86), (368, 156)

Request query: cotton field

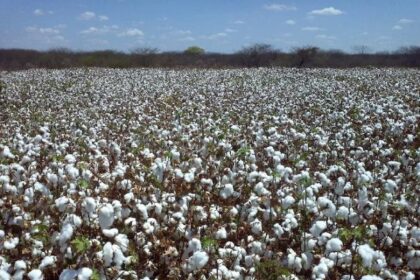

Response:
(0, 68), (419, 280)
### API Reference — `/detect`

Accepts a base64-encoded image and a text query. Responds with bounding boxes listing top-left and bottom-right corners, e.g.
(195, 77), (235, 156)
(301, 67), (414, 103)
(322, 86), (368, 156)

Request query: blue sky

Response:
(0, 0), (419, 53)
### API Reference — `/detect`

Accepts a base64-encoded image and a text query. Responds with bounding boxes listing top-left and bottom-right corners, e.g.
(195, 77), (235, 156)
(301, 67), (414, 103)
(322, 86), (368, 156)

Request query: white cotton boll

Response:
(310, 221), (327, 237)
(184, 171), (195, 183)
(337, 206), (350, 220)
(102, 228), (119, 238)
(77, 268), (92, 280)
(186, 251), (209, 271)
(404, 272), (416, 280)
(326, 238), (343, 252)
(65, 155), (76, 164)
(384, 179), (397, 193)
(187, 238), (202, 253)
(357, 244), (376, 268)
(98, 203), (115, 229)
(14, 260), (26, 271)
(0, 271), (11, 280)
(39, 256), (56, 269)
(215, 227), (227, 239)
(360, 276), (383, 280)
(115, 234), (129, 251)
(103, 242), (113, 267)
(282, 195), (296, 208)
(82, 197), (96, 215)
(174, 168), (184, 178)
(4, 237), (19, 249)
(253, 182), (270, 196)
(200, 178), (213, 187)
(58, 268), (76, 279)
(250, 219), (262, 235)
(59, 223), (73, 247)
(273, 223), (284, 237)
(136, 203), (148, 220)
(112, 245), (126, 267)
(1, 146), (15, 159)
(220, 184), (234, 199)
(28, 269), (43, 280)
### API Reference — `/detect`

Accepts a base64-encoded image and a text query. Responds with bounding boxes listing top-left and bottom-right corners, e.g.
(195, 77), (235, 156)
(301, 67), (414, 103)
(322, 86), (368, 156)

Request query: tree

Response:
(352, 45), (371, 54)
(238, 43), (276, 55)
(130, 47), (159, 55)
(184, 46), (205, 55)
(292, 46), (319, 67)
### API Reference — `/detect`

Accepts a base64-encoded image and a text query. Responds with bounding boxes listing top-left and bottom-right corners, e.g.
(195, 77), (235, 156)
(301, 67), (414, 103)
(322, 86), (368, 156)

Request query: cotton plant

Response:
(0, 68), (418, 278)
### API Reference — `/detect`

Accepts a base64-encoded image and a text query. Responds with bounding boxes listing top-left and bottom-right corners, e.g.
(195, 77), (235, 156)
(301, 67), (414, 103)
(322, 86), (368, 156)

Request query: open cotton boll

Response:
(186, 251), (209, 271)
(3, 237), (19, 250)
(103, 242), (113, 267)
(215, 227), (227, 239)
(59, 223), (73, 247)
(282, 195), (296, 209)
(253, 182), (270, 196)
(77, 268), (92, 280)
(102, 228), (119, 238)
(39, 256), (56, 269)
(27, 269), (43, 280)
(310, 221), (327, 237)
(220, 184), (234, 199)
(82, 197), (96, 215)
(326, 238), (343, 252)
(98, 203), (115, 229)
(1, 146), (15, 159)
(0, 270), (11, 280)
(360, 276), (383, 280)
(115, 234), (129, 251)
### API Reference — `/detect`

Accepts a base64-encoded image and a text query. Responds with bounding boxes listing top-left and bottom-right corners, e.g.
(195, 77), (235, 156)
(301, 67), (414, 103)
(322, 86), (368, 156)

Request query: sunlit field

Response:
(0, 68), (419, 280)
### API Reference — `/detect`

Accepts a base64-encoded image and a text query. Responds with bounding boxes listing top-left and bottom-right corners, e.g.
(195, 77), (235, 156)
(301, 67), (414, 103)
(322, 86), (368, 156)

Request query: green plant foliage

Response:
(255, 260), (292, 280)
(71, 236), (90, 255)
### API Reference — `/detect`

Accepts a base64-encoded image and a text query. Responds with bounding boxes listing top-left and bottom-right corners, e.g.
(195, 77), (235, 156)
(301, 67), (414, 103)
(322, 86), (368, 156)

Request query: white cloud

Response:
(99, 15), (109, 21)
(316, 34), (336, 40)
(26, 26), (60, 34)
(175, 30), (192, 35)
(309, 7), (343, 16)
(264, 4), (297, 11)
(33, 9), (44, 16)
(119, 28), (144, 37)
(81, 25), (119, 35)
(79, 11), (96, 20)
(225, 28), (237, 33)
(179, 36), (195, 42)
(392, 25), (402, 30)
(285, 20), (296, 25)
(203, 32), (227, 40)
(301, 26), (323, 32)
(234, 20), (245, 24)
(33, 9), (53, 16)
(398, 18), (414, 24)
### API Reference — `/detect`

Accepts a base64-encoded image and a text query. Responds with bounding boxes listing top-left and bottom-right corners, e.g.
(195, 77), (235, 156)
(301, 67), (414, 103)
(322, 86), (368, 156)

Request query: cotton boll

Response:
(326, 238), (343, 252)
(282, 195), (296, 208)
(103, 242), (113, 267)
(77, 268), (92, 280)
(59, 223), (73, 247)
(220, 184), (234, 199)
(3, 237), (19, 249)
(27, 269), (43, 280)
(250, 219), (262, 235)
(186, 251), (209, 271)
(82, 197), (96, 215)
(115, 234), (129, 252)
(0, 270), (11, 280)
(215, 227), (227, 239)
(39, 256), (56, 269)
(310, 221), (327, 237)
(102, 228), (119, 238)
(253, 182), (270, 196)
(360, 276), (383, 280)
(98, 203), (114, 229)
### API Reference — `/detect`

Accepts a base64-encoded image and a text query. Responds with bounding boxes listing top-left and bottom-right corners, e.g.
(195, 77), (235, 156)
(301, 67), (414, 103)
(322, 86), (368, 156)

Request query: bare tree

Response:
(352, 45), (371, 54)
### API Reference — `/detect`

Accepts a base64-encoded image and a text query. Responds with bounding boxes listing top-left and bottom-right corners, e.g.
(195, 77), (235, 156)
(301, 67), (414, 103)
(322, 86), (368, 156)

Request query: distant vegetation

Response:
(0, 44), (419, 70)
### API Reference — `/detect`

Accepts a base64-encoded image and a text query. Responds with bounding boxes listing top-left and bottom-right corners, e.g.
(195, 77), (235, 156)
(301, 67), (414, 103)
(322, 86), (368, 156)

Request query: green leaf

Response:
(91, 269), (101, 280)
(71, 236), (90, 254)
(202, 236), (218, 251)
(78, 179), (90, 190)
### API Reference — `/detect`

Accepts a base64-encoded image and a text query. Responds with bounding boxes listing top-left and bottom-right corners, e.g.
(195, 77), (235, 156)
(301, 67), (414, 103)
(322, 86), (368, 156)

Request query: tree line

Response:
(0, 44), (419, 70)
